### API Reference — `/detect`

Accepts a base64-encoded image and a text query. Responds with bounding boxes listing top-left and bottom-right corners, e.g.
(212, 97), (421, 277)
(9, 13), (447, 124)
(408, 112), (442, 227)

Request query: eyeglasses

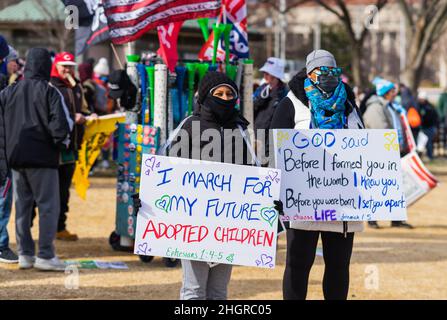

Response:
(315, 66), (342, 77)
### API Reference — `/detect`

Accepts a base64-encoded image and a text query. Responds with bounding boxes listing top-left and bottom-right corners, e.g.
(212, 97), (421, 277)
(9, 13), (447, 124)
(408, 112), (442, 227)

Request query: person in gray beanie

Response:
(271, 49), (364, 300)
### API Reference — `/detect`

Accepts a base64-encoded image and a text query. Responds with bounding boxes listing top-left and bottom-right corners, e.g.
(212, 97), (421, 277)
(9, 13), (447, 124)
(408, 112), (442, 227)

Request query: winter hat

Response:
(78, 62), (93, 82)
(6, 46), (18, 61)
(306, 49), (337, 74)
(108, 69), (130, 99)
(260, 57), (285, 81)
(197, 71), (238, 105)
(0, 35), (9, 60)
(418, 90), (428, 101)
(372, 77), (395, 97)
(94, 57), (110, 76)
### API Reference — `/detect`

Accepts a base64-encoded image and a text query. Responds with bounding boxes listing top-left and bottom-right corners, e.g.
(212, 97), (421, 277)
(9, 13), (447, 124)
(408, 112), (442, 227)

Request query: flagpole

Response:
(110, 43), (124, 70)
(222, 1), (227, 24)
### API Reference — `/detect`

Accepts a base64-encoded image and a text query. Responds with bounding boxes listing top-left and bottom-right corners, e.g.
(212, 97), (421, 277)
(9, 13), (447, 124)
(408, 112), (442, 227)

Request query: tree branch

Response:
(414, 1), (447, 68)
(397, 0), (415, 29)
(314, 0), (344, 20)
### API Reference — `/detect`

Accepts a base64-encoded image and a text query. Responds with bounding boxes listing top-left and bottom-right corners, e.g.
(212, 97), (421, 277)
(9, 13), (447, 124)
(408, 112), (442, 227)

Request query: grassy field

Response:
(1, 160), (446, 300)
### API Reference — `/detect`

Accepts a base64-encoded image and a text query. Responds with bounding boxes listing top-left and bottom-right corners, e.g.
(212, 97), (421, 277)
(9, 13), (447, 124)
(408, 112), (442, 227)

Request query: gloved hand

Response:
(132, 193), (142, 216)
(273, 200), (284, 216)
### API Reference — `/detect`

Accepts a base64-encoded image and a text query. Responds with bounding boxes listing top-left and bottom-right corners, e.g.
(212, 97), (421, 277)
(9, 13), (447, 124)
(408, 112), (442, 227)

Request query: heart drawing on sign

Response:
(255, 254), (274, 268)
(144, 156), (160, 176)
(260, 207), (278, 227)
(155, 195), (171, 213)
(260, 254), (273, 267)
(267, 170), (280, 183)
(137, 243), (149, 255)
(276, 131), (289, 148)
(384, 131), (399, 151)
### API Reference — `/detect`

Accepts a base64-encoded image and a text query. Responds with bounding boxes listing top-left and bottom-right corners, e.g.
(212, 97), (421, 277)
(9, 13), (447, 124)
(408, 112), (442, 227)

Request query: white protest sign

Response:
(401, 151), (438, 205)
(274, 129), (407, 221)
(134, 155), (281, 268)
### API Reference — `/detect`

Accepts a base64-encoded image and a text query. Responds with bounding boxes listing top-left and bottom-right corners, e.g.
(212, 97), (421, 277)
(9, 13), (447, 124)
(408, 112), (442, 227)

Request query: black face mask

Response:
(203, 94), (237, 124)
(316, 75), (340, 94)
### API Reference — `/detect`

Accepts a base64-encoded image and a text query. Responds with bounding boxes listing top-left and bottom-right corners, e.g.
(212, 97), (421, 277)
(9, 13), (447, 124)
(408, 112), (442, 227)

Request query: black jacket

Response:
(0, 71), (8, 184)
(0, 48), (71, 172)
(50, 76), (91, 153)
(419, 101), (439, 128)
(168, 104), (253, 166)
(270, 68), (363, 129)
(254, 83), (288, 131)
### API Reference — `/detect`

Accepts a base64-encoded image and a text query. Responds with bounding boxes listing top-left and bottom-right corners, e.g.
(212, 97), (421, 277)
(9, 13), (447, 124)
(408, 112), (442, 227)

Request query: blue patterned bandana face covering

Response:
(304, 77), (347, 129)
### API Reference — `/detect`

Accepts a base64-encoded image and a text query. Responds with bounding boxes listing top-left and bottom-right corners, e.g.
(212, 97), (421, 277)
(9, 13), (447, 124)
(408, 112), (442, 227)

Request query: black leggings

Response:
(283, 229), (354, 300)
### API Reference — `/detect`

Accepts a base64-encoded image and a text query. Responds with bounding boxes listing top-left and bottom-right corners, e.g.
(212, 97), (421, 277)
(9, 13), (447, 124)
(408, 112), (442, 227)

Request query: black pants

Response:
(283, 229), (354, 300)
(58, 164), (76, 232)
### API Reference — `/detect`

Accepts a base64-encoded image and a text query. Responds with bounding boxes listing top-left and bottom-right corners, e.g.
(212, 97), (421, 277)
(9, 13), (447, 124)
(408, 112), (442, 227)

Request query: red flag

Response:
(157, 21), (183, 73)
(103, 0), (221, 44)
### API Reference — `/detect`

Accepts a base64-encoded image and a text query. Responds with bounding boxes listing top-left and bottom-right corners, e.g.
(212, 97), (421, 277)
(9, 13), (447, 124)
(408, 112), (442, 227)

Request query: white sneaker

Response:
(34, 257), (66, 271)
(19, 255), (36, 269)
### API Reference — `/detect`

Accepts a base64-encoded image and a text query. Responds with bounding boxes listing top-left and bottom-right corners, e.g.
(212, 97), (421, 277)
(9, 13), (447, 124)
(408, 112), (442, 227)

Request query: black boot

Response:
(368, 221), (380, 229)
(391, 221), (414, 229)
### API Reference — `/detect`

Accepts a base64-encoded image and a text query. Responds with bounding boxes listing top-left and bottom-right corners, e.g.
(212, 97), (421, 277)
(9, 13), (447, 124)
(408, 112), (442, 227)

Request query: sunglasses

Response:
(314, 66), (342, 77)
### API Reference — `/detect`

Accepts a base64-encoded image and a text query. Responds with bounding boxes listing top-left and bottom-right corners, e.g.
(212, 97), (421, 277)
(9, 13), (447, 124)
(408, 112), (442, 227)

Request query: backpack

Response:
(407, 106), (421, 128)
(94, 82), (108, 114)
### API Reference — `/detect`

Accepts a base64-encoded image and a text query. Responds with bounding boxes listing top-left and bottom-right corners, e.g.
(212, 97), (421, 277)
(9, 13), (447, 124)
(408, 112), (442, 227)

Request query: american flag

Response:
(103, 0), (222, 44)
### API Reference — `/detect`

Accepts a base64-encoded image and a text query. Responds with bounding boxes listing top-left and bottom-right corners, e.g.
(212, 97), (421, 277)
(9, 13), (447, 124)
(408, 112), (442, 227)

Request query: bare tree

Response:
(315, 0), (388, 90)
(255, 0), (310, 13)
(398, 0), (447, 93)
(34, 0), (73, 51)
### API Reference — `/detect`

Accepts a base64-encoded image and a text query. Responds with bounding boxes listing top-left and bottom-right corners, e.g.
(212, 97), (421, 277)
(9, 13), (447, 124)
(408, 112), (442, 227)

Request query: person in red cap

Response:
(50, 52), (97, 241)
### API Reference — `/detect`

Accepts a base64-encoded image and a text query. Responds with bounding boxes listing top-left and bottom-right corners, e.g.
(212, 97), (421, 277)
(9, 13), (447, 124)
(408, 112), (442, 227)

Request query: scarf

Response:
(304, 77), (347, 129)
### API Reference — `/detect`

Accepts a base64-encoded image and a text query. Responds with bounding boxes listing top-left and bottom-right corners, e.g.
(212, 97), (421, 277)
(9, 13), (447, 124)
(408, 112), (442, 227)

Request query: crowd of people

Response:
(0, 35), (118, 269)
(0, 31), (446, 299)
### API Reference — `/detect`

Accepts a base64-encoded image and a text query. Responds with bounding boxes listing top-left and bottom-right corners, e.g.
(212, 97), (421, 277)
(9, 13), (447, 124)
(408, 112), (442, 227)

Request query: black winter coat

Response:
(0, 48), (71, 175)
(168, 104), (254, 166)
(50, 76), (91, 153)
(0, 72), (8, 184)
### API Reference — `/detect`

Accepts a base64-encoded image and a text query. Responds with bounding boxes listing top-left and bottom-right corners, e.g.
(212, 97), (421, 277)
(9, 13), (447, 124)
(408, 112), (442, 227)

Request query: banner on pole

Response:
(73, 113), (125, 199)
(134, 155), (281, 268)
(157, 21), (184, 73)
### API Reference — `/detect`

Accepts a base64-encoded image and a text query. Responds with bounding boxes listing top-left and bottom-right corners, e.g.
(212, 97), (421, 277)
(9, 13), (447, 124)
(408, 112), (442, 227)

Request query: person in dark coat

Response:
(0, 47), (72, 271)
(168, 72), (259, 300)
(50, 52), (97, 241)
(253, 57), (288, 165)
(418, 91), (440, 160)
(0, 34), (15, 264)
